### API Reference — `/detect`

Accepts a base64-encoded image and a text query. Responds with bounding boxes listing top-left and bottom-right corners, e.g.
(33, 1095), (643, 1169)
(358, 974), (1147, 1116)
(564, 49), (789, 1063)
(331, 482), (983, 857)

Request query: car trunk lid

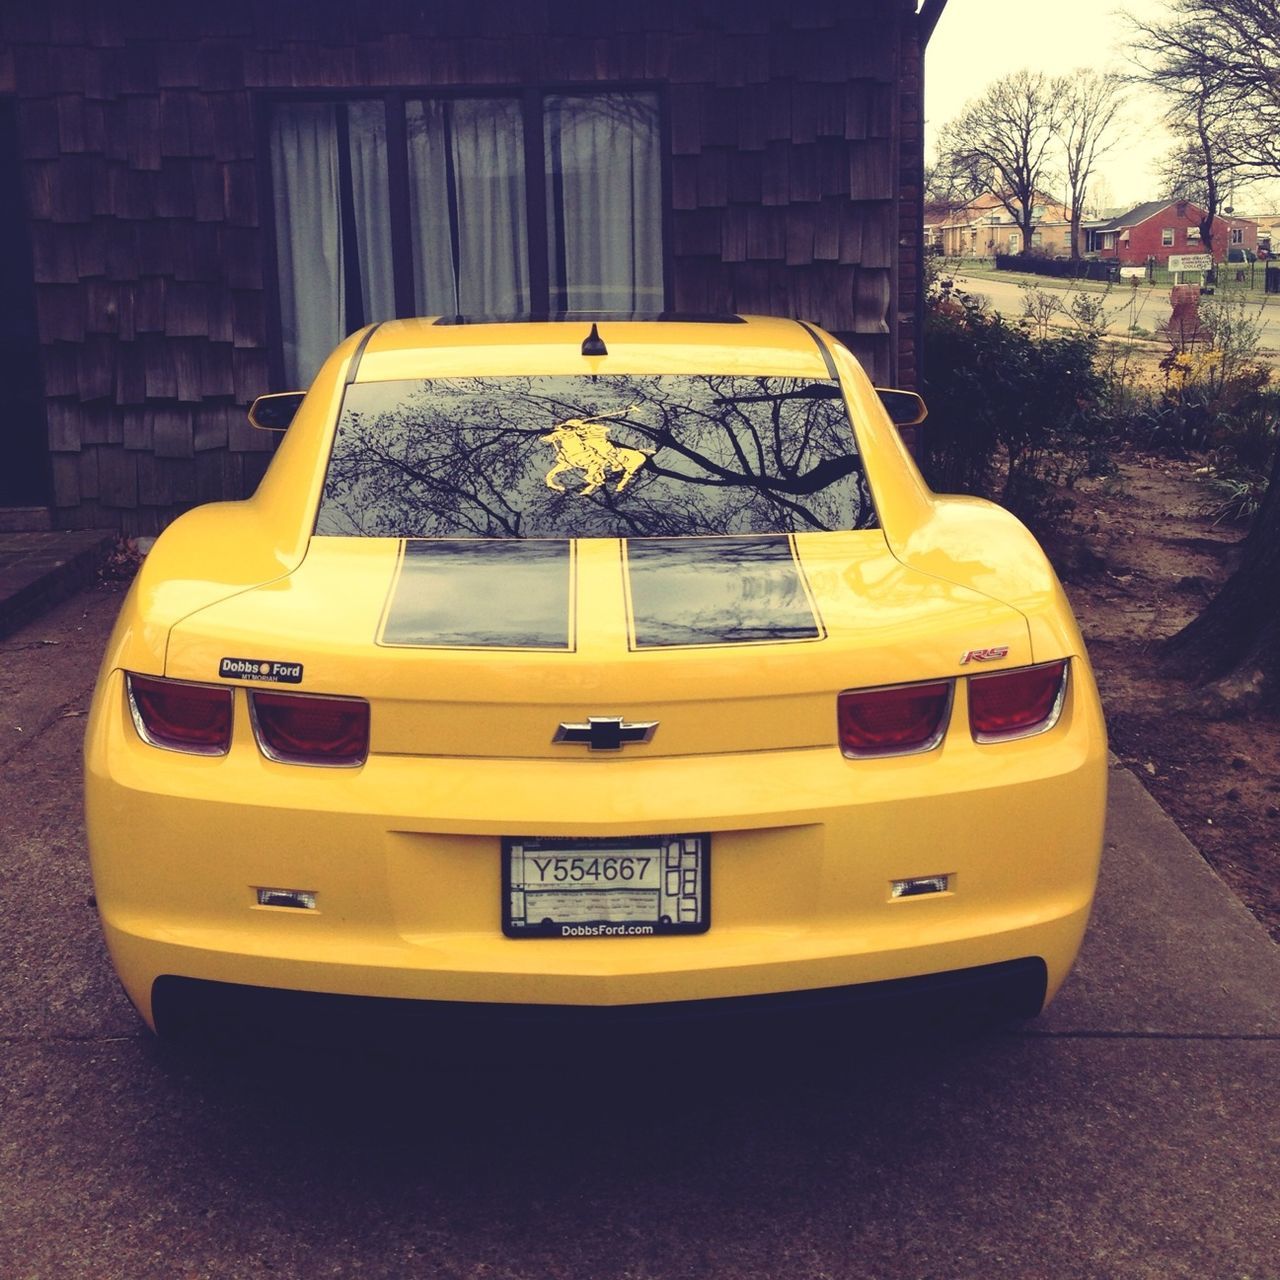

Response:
(164, 533), (1032, 759)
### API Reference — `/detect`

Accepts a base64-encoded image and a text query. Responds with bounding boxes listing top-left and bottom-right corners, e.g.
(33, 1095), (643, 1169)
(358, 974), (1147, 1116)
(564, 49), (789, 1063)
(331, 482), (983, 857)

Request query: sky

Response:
(923, 0), (1272, 215)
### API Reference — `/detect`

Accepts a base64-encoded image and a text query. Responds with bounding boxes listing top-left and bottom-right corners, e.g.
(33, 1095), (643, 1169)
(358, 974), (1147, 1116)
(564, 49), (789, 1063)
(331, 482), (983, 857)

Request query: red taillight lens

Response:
(969, 660), (1068, 742)
(250, 691), (369, 766)
(838, 681), (952, 757)
(127, 674), (233, 755)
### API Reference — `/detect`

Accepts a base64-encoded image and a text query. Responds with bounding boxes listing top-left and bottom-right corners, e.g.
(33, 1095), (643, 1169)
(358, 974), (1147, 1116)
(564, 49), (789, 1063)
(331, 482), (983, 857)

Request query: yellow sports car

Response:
(84, 315), (1107, 1041)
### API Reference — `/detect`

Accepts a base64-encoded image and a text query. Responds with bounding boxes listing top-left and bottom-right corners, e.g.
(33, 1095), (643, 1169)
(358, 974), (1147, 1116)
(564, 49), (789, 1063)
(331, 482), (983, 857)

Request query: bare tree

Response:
(923, 161), (966, 208)
(1152, 65), (1241, 255)
(1060, 71), (1126, 260)
(936, 71), (1063, 257)
(1129, 0), (1280, 709)
(1130, 0), (1278, 253)
(1130, 0), (1280, 177)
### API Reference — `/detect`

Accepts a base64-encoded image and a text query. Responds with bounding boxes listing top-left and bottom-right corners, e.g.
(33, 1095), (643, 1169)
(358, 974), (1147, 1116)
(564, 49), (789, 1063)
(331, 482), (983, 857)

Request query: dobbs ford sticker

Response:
(219, 657), (304, 684)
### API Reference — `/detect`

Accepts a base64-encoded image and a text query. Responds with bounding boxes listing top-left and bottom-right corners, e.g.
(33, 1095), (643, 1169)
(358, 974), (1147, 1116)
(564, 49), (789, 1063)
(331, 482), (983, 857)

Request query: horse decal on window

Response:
(542, 406), (651, 496)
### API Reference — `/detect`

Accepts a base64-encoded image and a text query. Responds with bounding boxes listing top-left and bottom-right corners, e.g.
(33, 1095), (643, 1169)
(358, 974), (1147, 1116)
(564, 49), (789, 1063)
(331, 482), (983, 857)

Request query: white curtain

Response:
(270, 104), (344, 387)
(451, 98), (529, 315)
(348, 101), (395, 327)
(407, 98), (529, 317)
(271, 93), (663, 379)
(544, 94), (662, 312)
(405, 100), (457, 315)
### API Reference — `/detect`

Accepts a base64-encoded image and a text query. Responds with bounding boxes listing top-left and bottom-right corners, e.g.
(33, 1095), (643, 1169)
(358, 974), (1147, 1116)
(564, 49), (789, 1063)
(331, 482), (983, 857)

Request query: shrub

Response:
(1132, 293), (1277, 456)
(921, 282), (1108, 522)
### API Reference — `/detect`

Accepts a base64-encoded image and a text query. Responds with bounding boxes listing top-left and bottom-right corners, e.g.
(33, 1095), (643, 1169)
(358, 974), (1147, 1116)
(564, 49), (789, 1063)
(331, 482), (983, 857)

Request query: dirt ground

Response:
(1042, 449), (1280, 941)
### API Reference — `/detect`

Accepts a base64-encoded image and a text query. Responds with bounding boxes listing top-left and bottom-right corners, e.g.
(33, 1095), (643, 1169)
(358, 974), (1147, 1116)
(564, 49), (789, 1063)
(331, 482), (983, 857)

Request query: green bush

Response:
(921, 282), (1107, 521)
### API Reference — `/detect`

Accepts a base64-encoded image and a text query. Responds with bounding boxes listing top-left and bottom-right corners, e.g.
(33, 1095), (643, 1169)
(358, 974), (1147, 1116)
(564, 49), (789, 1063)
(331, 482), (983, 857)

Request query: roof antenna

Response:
(581, 322), (608, 357)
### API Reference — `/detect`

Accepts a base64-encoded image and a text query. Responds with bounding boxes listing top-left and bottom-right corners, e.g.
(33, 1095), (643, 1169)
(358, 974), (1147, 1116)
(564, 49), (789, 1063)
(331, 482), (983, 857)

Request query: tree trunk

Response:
(1069, 212), (1081, 261)
(1245, 446), (1280, 552)
(1161, 444), (1280, 709)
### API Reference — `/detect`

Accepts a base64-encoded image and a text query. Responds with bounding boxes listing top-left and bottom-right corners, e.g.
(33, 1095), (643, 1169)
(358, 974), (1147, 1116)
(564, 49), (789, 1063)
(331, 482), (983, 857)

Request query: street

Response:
(1, 588), (1277, 1280)
(953, 270), (1280, 354)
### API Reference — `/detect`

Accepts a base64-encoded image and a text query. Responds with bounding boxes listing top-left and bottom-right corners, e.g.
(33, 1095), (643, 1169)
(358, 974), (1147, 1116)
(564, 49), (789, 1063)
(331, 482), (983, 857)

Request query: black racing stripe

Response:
(625, 536), (822, 649)
(382, 540), (573, 650)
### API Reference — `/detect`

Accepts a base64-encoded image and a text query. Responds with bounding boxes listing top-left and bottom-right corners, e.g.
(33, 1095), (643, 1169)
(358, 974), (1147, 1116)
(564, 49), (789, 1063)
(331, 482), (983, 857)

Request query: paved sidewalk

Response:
(0, 528), (115, 639)
(0, 588), (1276, 1280)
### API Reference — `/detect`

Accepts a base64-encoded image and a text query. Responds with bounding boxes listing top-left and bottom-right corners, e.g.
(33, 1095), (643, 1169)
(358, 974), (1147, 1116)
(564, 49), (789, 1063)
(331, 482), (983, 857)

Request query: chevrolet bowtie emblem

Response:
(553, 716), (659, 751)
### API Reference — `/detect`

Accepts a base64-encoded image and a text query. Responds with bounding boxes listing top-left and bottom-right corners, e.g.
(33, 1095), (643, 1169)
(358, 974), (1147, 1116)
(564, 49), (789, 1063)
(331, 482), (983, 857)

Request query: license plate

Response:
(502, 835), (710, 938)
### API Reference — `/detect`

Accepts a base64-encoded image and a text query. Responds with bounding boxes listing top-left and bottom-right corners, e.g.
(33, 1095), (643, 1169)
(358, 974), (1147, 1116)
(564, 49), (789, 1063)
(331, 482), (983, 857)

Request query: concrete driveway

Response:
(2, 589), (1277, 1280)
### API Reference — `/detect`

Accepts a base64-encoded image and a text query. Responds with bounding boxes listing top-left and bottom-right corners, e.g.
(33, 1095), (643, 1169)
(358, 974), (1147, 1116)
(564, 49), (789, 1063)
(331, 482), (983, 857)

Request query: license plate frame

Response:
(502, 835), (710, 939)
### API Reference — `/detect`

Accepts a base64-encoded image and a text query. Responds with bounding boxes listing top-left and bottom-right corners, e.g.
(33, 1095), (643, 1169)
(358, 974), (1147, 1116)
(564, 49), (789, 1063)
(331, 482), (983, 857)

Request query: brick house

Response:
(1085, 199), (1259, 266)
(0, 0), (947, 534)
(926, 192), (1078, 259)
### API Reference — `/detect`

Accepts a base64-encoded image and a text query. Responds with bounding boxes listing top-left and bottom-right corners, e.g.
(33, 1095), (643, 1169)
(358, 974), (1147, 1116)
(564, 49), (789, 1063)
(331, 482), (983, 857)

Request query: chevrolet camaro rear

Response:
(84, 316), (1107, 1037)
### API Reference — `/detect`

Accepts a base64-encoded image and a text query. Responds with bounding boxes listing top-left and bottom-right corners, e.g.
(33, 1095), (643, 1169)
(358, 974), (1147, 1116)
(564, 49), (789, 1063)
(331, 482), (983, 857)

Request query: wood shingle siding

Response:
(2, 0), (924, 531)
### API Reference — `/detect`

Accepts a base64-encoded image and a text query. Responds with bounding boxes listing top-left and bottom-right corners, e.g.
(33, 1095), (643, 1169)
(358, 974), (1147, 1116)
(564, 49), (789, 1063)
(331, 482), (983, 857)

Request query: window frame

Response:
(257, 85), (674, 391)
(1161, 227), (1175, 246)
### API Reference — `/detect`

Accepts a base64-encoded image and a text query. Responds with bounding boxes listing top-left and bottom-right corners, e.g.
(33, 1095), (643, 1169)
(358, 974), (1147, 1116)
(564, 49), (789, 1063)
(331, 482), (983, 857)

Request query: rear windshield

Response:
(316, 374), (877, 538)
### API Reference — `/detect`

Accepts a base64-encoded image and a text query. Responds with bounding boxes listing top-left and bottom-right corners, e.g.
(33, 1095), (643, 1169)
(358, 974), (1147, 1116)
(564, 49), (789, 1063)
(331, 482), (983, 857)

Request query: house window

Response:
(1187, 227), (1201, 242)
(1162, 228), (1175, 246)
(268, 92), (665, 386)
(1231, 227), (1245, 244)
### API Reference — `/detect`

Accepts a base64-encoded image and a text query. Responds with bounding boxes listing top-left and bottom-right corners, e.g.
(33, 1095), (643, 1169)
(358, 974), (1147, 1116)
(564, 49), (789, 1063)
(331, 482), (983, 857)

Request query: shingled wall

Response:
(0, 0), (921, 533)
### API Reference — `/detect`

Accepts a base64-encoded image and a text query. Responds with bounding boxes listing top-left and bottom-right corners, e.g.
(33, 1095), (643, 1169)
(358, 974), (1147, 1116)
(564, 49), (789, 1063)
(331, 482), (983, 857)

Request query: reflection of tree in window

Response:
(318, 376), (878, 539)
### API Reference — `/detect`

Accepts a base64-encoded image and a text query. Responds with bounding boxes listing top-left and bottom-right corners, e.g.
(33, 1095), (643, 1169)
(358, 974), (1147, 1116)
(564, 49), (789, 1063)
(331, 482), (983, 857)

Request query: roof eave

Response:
(918, 0), (948, 46)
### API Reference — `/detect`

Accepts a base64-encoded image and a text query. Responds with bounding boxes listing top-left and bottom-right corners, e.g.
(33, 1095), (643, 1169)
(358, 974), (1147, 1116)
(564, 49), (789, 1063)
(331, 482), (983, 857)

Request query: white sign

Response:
(1168, 254), (1213, 272)
(1120, 266), (1146, 279)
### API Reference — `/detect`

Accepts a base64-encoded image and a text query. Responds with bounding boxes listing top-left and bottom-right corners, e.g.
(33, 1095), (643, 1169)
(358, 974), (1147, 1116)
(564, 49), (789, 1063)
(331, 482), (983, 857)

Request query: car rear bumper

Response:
(151, 958), (1050, 1049)
(86, 667), (1107, 1031)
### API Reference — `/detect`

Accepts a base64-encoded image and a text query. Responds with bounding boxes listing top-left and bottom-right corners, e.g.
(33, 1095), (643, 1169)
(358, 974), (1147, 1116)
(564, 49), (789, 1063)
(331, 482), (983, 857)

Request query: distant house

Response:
(1085, 200), (1258, 265)
(1243, 212), (1280, 255)
(929, 192), (1077, 258)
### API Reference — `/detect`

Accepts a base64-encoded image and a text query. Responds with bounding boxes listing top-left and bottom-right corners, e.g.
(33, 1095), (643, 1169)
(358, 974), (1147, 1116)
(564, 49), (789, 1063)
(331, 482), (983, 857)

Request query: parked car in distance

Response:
(84, 314), (1108, 1045)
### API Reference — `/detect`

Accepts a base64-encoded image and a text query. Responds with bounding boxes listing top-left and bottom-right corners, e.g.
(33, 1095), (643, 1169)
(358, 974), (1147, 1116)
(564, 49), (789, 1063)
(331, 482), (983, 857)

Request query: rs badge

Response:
(959, 647), (1009, 665)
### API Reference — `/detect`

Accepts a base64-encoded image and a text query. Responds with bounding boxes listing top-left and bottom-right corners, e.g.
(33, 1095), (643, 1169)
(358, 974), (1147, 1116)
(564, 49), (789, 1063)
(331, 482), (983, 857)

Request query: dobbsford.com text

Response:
(560, 923), (656, 937)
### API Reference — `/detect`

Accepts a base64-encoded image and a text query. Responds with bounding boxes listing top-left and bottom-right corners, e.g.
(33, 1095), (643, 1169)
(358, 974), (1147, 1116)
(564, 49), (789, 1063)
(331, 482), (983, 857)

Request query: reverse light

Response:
(891, 874), (950, 899)
(256, 887), (318, 910)
(968, 660), (1069, 742)
(250, 691), (370, 767)
(126, 674), (233, 756)
(838, 680), (953, 758)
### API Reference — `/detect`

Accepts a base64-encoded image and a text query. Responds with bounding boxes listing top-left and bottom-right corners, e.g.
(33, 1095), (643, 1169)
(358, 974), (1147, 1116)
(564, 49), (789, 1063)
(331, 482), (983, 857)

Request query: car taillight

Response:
(126, 674), (233, 755)
(968, 660), (1069, 742)
(838, 681), (952, 758)
(250, 691), (369, 767)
